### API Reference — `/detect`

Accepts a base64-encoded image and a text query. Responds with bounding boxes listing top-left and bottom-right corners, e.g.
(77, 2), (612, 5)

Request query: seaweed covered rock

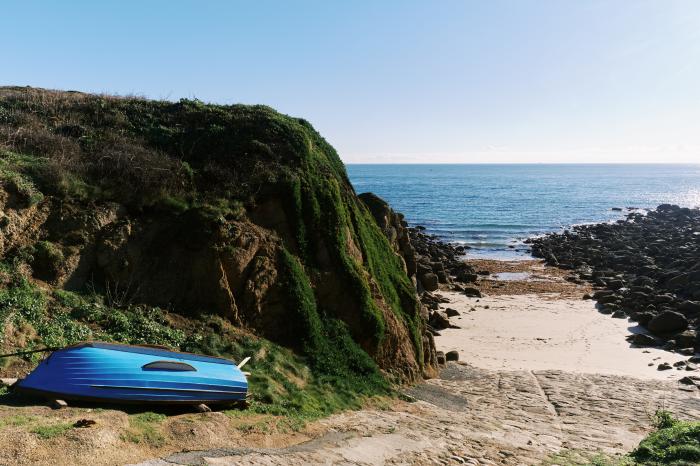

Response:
(0, 86), (434, 382)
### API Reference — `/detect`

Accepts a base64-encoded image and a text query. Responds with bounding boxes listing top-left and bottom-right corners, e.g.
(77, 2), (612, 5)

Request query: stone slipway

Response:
(134, 364), (700, 465)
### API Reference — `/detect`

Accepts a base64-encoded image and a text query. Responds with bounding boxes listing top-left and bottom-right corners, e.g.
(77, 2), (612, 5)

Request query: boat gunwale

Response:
(13, 386), (247, 406)
(62, 341), (237, 366)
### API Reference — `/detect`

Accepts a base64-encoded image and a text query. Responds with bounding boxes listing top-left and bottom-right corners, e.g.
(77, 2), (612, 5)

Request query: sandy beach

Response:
(437, 292), (689, 380)
(435, 260), (690, 380)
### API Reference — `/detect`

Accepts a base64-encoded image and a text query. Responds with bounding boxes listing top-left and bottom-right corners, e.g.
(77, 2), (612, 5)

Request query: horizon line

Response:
(343, 162), (700, 165)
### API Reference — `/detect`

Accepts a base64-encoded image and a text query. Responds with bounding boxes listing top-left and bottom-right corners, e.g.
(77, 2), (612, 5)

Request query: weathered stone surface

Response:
(648, 311), (688, 335)
(463, 287), (482, 298)
(627, 333), (658, 347)
(436, 351), (446, 365)
(429, 311), (451, 331)
(674, 330), (697, 348)
(138, 365), (700, 466)
(420, 272), (439, 292)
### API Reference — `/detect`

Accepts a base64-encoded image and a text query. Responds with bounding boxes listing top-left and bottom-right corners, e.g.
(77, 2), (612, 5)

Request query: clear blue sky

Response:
(2, 1), (699, 163)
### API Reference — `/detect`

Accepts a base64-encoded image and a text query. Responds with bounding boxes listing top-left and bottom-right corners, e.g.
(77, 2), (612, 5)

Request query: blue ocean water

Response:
(347, 164), (700, 259)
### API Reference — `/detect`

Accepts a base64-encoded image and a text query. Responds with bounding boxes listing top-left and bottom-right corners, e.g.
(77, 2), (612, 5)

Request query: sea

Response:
(347, 164), (700, 260)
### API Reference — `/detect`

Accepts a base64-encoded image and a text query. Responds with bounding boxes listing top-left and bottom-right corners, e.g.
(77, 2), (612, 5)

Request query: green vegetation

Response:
(0, 88), (423, 370)
(184, 314), (389, 425)
(30, 422), (74, 439)
(283, 161), (423, 369)
(277, 249), (388, 390)
(56, 290), (186, 348)
(542, 411), (700, 466)
(0, 86), (422, 425)
(0, 414), (73, 441)
(0, 257), (388, 421)
(0, 414), (37, 428)
(630, 411), (700, 465)
(123, 412), (167, 446)
(0, 263), (92, 354)
(0, 260), (184, 354)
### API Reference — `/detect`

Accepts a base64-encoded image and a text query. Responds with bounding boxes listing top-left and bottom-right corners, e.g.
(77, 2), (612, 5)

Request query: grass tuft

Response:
(123, 412), (167, 446)
(630, 410), (700, 465)
(0, 414), (37, 428)
(31, 422), (73, 439)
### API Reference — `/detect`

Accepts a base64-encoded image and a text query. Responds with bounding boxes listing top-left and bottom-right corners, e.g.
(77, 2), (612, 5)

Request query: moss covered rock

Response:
(0, 86), (434, 382)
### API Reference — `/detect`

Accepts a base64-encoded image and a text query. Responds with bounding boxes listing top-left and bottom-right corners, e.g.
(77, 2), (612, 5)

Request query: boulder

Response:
(593, 289), (617, 299)
(597, 294), (620, 305)
(445, 350), (459, 362)
(420, 272), (439, 292)
(634, 311), (655, 326)
(647, 311), (688, 335)
(455, 270), (478, 283)
(627, 333), (659, 346)
(429, 311), (450, 330)
(607, 279), (624, 290)
(436, 351), (446, 365)
(674, 330), (697, 349)
(463, 287), (482, 298)
(445, 308), (460, 317)
(666, 273), (690, 289)
(679, 376), (698, 385)
(679, 300), (700, 316)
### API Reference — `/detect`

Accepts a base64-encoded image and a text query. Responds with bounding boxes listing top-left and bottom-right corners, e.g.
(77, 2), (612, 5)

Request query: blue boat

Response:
(14, 342), (248, 405)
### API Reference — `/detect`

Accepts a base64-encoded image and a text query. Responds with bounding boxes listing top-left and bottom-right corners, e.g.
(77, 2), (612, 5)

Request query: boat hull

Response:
(15, 342), (248, 405)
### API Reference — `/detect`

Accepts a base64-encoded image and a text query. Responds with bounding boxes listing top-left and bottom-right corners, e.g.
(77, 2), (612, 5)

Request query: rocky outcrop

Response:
(358, 193), (439, 374)
(358, 193), (417, 279)
(0, 86), (434, 382)
(528, 204), (700, 353)
(409, 227), (477, 289)
(359, 192), (480, 350)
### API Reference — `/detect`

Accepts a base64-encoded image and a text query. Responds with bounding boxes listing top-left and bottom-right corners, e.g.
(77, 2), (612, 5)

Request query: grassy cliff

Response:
(0, 86), (430, 415)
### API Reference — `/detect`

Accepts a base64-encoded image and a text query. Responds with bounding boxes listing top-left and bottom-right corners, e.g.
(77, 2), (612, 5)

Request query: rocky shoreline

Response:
(528, 204), (700, 373)
(367, 198), (700, 376)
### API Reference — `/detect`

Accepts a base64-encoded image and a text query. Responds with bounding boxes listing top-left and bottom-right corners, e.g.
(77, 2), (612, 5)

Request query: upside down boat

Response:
(14, 342), (248, 405)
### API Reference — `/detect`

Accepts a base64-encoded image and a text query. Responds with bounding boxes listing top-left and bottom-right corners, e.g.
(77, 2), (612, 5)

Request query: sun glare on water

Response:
(678, 189), (700, 208)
